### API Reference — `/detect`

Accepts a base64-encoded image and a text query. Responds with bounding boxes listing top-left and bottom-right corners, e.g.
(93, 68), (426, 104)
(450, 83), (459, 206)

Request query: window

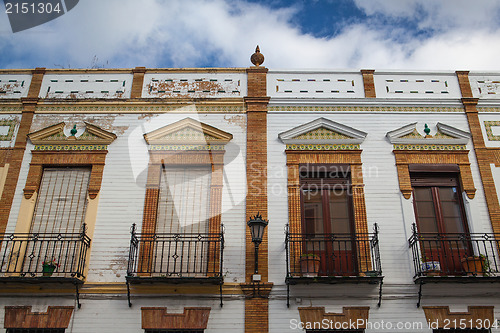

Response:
(307, 331), (363, 333)
(157, 166), (211, 234)
(145, 331), (204, 333)
(31, 167), (90, 234)
(411, 165), (471, 274)
(7, 330), (65, 333)
(432, 328), (491, 333)
(300, 164), (356, 275)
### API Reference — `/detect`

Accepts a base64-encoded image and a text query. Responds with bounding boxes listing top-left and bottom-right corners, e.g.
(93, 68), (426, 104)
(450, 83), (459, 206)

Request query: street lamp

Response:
(247, 213), (268, 275)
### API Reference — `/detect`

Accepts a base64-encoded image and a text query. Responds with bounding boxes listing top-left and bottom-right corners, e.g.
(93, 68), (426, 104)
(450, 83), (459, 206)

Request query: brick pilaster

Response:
(458, 72), (500, 235)
(243, 65), (271, 333)
(456, 71), (473, 98)
(131, 67), (147, 99)
(361, 69), (376, 98)
(0, 69), (42, 233)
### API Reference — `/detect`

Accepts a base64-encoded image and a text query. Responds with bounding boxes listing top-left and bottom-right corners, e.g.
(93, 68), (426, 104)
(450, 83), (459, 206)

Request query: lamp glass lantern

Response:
(247, 213), (268, 275)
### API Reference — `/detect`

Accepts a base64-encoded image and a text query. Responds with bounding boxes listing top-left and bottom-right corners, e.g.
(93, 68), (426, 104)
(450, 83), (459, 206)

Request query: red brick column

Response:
(361, 69), (376, 98)
(243, 64), (272, 333)
(457, 71), (500, 235)
(0, 68), (44, 233)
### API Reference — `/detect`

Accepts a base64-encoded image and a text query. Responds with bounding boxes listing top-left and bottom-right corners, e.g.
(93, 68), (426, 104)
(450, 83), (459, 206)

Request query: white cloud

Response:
(0, 0), (500, 71)
(353, 0), (500, 30)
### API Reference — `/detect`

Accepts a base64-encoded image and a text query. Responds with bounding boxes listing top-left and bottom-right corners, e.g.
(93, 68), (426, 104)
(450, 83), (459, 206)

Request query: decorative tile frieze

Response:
(35, 104), (245, 113)
(269, 106), (464, 113)
(286, 144), (360, 151)
(484, 120), (500, 141)
(0, 119), (17, 141)
(477, 107), (500, 113)
(292, 127), (351, 140)
(149, 144), (225, 151)
(392, 144), (466, 151)
(0, 106), (23, 113)
(33, 144), (108, 151)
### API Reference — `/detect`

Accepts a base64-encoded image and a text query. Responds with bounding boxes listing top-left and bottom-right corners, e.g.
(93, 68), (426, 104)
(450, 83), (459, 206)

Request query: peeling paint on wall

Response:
(0, 75), (32, 99)
(31, 114), (130, 135)
(143, 73), (247, 98)
(223, 114), (246, 130)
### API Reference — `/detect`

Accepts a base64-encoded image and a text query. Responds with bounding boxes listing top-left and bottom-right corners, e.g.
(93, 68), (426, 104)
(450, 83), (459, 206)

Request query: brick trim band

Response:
(4, 306), (73, 329)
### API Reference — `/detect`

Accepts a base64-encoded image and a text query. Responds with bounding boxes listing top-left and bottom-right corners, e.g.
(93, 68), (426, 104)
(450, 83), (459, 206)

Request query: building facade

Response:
(0, 49), (500, 332)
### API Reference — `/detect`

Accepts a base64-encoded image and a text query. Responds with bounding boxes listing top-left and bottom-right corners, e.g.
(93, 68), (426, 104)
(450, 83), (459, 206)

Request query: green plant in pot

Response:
(42, 259), (59, 277)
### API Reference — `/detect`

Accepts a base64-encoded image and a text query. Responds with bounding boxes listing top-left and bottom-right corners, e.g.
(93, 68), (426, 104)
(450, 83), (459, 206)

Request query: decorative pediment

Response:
(387, 122), (470, 147)
(278, 118), (366, 150)
(28, 122), (116, 150)
(144, 118), (233, 150)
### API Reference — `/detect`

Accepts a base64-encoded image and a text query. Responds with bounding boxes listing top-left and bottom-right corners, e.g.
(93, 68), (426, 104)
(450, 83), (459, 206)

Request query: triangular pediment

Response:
(144, 118), (233, 145)
(279, 118), (367, 144)
(386, 122), (469, 145)
(28, 122), (117, 145)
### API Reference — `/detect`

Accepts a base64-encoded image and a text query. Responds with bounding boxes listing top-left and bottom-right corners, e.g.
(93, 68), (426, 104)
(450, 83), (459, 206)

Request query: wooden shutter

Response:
(31, 167), (91, 234)
(157, 166), (211, 234)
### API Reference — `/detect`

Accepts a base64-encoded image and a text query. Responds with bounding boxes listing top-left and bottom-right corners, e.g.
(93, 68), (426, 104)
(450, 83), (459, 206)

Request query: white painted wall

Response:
(4, 112), (247, 284)
(478, 112), (500, 148)
(0, 115), (20, 148)
(470, 74), (500, 99)
(373, 72), (461, 99)
(142, 73), (247, 98)
(266, 108), (495, 332)
(267, 71), (364, 99)
(0, 74), (31, 99)
(39, 74), (133, 99)
(0, 296), (245, 333)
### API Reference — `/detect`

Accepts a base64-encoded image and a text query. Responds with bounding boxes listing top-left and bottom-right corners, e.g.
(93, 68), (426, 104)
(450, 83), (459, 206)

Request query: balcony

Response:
(125, 224), (224, 305)
(409, 228), (500, 282)
(408, 225), (500, 306)
(285, 224), (383, 306)
(0, 229), (90, 282)
(0, 226), (91, 308)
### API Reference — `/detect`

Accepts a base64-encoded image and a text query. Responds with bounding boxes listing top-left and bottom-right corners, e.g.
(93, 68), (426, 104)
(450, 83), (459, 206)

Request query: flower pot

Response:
(300, 256), (320, 277)
(42, 264), (56, 277)
(461, 256), (485, 276)
(421, 261), (441, 276)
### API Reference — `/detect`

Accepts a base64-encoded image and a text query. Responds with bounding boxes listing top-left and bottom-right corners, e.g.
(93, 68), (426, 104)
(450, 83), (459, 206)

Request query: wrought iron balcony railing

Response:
(408, 225), (500, 279)
(126, 224), (224, 283)
(0, 226), (90, 280)
(285, 224), (382, 281)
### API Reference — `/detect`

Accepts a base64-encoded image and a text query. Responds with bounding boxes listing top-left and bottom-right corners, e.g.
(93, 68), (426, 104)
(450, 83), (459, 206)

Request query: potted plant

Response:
(420, 256), (441, 276)
(300, 253), (320, 277)
(461, 255), (486, 276)
(42, 259), (59, 277)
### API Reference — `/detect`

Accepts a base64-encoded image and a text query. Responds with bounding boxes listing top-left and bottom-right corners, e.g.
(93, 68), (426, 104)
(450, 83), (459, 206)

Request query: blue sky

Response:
(1, 0), (500, 70)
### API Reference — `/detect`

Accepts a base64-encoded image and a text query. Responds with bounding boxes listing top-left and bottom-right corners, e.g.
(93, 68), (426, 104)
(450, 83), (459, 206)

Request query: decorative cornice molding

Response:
(4, 306), (74, 329)
(386, 122), (469, 145)
(279, 117), (367, 145)
(298, 307), (370, 329)
(141, 307), (211, 330)
(28, 122), (116, 146)
(144, 117), (233, 146)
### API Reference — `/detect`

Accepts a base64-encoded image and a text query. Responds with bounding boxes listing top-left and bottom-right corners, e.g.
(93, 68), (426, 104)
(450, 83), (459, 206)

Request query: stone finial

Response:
(424, 123), (431, 137)
(250, 45), (264, 67)
(70, 125), (78, 136)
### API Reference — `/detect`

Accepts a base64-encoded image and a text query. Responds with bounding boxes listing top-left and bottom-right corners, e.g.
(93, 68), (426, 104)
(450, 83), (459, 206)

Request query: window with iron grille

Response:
(31, 167), (91, 234)
(306, 330), (364, 333)
(157, 166), (211, 234)
(6, 329), (65, 333)
(145, 330), (204, 333)
(20, 167), (91, 275)
(433, 329), (490, 333)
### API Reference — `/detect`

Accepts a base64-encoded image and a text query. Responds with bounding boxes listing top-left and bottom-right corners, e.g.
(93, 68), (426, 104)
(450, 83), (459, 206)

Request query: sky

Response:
(1, 0), (500, 71)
